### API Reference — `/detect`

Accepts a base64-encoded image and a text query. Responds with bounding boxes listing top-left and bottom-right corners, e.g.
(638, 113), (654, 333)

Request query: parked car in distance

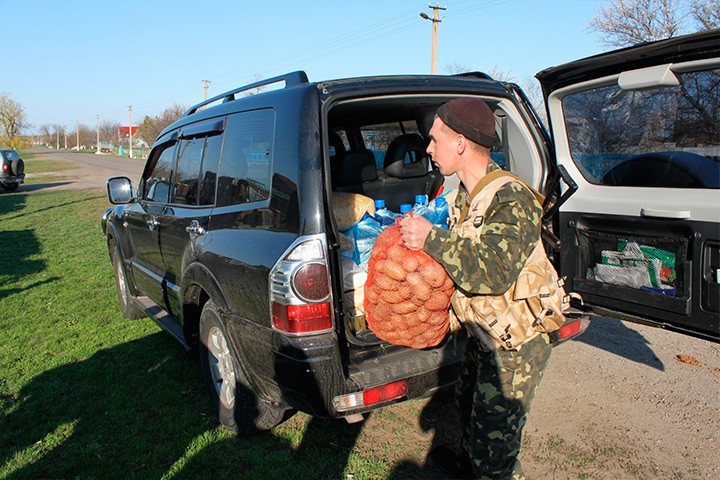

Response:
(102, 29), (718, 435)
(0, 149), (25, 192)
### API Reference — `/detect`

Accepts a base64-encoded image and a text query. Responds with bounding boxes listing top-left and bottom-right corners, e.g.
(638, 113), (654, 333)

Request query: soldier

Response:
(399, 97), (554, 479)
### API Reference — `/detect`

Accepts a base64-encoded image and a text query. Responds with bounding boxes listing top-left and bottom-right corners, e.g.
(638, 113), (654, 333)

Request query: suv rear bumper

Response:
(250, 326), (468, 419)
(1, 174), (24, 184)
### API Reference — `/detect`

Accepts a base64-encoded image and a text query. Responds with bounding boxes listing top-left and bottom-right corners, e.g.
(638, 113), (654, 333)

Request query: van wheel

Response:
(199, 300), (286, 435)
(111, 245), (145, 319)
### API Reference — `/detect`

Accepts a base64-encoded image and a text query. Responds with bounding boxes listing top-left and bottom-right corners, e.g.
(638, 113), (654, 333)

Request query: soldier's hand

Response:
(399, 215), (433, 250)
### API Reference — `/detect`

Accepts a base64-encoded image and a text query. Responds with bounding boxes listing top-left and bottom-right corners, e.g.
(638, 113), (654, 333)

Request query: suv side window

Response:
(199, 134), (222, 206)
(144, 142), (177, 203)
(173, 137), (203, 205)
(216, 109), (275, 207)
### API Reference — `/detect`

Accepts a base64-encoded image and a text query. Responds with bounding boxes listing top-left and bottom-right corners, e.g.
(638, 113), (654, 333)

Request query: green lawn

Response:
(0, 189), (435, 480)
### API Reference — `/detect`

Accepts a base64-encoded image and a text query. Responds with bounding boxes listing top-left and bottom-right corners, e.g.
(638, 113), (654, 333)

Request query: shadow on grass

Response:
(18, 181), (76, 193)
(0, 333), (390, 480)
(0, 229), (52, 301)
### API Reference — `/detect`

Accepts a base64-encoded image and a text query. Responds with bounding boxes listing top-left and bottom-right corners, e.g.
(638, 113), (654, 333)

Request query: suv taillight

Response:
(270, 235), (333, 335)
(2, 163), (7, 173)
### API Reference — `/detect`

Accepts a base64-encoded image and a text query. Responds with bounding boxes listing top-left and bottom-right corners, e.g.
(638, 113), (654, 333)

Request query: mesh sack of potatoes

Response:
(364, 225), (454, 348)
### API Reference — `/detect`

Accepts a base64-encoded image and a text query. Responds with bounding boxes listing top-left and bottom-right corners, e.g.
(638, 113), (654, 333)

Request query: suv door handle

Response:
(146, 217), (159, 231)
(186, 220), (206, 237)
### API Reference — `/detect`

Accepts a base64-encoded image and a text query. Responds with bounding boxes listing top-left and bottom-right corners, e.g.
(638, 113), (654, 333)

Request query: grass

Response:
(0, 188), (443, 480)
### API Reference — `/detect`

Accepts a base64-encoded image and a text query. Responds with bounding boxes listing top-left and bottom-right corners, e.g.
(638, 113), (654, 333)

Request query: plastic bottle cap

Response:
(414, 194), (428, 205)
(374, 199), (386, 209)
(435, 197), (447, 207)
(400, 203), (412, 214)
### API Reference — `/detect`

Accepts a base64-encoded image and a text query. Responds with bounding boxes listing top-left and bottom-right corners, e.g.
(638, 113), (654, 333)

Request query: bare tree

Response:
(589, 0), (682, 47)
(0, 93), (28, 149)
(137, 103), (187, 146)
(99, 119), (121, 145)
(690, 0), (720, 30)
(590, 0), (718, 47)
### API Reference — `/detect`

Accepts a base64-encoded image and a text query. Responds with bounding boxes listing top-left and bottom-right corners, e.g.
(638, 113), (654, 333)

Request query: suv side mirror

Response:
(107, 176), (136, 204)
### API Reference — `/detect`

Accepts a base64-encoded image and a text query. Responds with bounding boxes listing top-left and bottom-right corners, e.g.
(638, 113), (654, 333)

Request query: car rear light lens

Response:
(292, 263), (329, 302)
(270, 235), (334, 335)
(333, 380), (408, 412)
(272, 301), (332, 334)
(557, 318), (582, 340)
(2, 163), (7, 173)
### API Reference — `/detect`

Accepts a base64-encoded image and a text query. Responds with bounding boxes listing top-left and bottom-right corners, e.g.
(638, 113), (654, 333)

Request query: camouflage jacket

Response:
(423, 162), (542, 295)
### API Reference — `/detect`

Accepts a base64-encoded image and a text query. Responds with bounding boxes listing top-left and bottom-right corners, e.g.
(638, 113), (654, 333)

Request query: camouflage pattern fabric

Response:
(455, 332), (552, 479)
(424, 162), (542, 295)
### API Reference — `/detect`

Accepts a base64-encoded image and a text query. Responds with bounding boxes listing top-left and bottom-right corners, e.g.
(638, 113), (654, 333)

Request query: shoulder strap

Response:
(459, 170), (545, 223)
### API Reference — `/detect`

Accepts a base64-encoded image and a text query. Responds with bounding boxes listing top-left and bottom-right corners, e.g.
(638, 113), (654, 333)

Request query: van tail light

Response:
(333, 380), (408, 412)
(270, 235), (334, 335)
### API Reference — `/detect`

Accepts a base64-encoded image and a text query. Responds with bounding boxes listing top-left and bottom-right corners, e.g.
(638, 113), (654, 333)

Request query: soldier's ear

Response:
(456, 134), (466, 155)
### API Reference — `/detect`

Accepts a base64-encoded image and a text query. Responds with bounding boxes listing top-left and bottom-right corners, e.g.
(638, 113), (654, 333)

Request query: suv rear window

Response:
(562, 68), (720, 189)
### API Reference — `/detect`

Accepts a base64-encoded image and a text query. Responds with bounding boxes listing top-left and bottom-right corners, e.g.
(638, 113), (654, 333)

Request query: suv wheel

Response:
(199, 299), (287, 435)
(111, 244), (145, 320)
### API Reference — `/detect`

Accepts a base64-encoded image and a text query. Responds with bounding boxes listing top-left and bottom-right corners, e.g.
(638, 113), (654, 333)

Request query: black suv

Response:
(103, 30), (719, 434)
(1, 149), (25, 192)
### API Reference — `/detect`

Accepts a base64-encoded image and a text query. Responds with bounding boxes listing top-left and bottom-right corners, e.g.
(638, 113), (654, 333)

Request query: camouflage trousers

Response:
(455, 333), (552, 479)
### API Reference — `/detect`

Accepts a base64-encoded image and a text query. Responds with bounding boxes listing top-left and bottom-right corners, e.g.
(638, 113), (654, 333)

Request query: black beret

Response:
(437, 98), (496, 147)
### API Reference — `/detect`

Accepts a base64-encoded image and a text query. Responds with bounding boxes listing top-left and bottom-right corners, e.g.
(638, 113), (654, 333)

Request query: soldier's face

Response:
(426, 117), (459, 176)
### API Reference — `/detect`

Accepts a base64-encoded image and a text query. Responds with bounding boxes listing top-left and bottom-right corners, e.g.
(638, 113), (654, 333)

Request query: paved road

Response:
(23, 148), (145, 192)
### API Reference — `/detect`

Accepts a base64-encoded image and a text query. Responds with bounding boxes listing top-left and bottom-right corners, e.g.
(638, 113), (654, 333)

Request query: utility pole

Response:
(420, 4), (446, 74)
(202, 79), (211, 100)
(128, 105), (133, 159)
(96, 115), (101, 154)
(76, 121), (80, 151)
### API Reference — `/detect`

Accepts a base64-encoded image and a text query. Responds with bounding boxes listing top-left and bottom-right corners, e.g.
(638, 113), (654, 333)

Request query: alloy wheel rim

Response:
(207, 326), (236, 408)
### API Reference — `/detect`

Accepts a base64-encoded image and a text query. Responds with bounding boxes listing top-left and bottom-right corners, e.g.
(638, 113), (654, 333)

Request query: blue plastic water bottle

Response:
(431, 196), (449, 229)
(373, 199), (396, 226)
(412, 194), (432, 220)
(399, 203), (412, 216)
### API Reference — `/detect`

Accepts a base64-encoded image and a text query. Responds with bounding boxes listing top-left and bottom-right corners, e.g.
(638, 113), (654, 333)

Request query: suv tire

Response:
(199, 299), (287, 434)
(10, 158), (24, 176)
(111, 244), (145, 320)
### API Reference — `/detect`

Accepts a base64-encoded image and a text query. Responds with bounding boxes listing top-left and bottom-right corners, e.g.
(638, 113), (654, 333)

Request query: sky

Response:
(3, 0), (609, 133)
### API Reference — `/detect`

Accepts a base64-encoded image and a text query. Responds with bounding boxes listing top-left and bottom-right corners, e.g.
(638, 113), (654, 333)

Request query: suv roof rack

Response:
(184, 70), (309, 117)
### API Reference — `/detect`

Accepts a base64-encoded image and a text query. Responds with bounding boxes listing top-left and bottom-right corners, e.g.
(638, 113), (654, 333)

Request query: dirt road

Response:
(22, 148), (144, 192)
(22, 149), (720, 479)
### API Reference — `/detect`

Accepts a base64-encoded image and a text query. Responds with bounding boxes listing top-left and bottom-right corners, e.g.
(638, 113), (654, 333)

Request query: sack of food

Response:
(332, 192), (375, 231)
(364, 225), (454, 348)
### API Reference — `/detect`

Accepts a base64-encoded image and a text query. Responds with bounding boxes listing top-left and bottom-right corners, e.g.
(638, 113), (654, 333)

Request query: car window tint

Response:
(199, 134), (222, 206)
(144, 143), (176, 203)
(216, 109), (275, 207)
(173, 137), (204, 205)
(562, 68), (720, 189)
